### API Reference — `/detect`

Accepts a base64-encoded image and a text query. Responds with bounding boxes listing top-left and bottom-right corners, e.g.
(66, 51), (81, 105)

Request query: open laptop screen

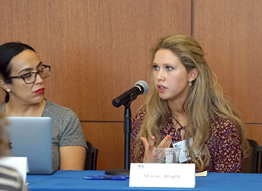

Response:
(5, 117), (55, 175)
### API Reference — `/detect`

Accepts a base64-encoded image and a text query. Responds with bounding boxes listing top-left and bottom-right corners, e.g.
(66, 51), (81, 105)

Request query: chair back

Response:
(242, 139), (262, 173)
(85, 141), (98, 170)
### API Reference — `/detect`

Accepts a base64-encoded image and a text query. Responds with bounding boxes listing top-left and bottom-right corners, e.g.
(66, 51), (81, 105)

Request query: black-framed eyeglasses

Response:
(7, 65), (51, 84)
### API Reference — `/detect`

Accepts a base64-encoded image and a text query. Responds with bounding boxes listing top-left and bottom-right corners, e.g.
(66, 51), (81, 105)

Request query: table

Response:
(27, 170), (262, 191)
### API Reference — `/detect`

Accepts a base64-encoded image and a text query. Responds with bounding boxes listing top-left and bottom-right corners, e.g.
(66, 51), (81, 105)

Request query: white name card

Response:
(129, 163), (195, 188)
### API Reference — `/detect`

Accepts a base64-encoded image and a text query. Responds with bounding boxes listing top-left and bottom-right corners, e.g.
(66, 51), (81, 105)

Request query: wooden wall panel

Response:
(246, 125), (262, 146)
(82, 122), (124, 170)
(193, 0), (262, 124)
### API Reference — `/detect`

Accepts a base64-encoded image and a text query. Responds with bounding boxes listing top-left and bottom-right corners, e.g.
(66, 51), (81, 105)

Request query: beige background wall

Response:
(0, 0), (261, 170)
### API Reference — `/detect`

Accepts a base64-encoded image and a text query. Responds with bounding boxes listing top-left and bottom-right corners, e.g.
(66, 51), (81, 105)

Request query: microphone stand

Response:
(105, 102), (131, 175)
(124, 102), (131, 170)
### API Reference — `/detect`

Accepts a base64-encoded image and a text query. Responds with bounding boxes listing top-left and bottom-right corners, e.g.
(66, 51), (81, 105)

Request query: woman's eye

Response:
(39, 65), (48, 71)
(21, 73), (33, 78)
(167, 66), (173, 71)
(153, 65), (159, 70)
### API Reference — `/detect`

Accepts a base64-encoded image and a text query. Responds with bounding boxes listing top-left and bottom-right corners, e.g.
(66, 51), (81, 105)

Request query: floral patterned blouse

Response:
(130, 110), (242, 173)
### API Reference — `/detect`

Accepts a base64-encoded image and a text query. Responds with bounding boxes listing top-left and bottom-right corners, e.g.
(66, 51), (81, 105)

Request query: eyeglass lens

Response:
(24, 67), (50, 84)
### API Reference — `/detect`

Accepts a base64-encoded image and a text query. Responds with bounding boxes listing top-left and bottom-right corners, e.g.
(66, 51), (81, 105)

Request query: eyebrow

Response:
(153, 63), (173, 66)
(18, 62), (43, 74)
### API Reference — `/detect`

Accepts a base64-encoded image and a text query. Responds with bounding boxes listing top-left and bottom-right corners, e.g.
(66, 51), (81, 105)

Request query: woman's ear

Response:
(1, 80), (11, 92)
(188, 68), (199, 82)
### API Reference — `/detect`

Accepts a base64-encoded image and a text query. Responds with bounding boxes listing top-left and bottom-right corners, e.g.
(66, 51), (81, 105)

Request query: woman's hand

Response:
(140, 134), (172, 163)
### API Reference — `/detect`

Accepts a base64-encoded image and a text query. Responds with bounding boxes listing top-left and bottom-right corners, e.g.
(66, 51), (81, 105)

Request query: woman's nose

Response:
(35, 73), (44, 84)
(156, 70), (165, 81)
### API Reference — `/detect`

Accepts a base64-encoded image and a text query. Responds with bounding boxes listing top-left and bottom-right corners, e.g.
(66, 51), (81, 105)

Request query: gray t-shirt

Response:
(0, 99), (87, 170)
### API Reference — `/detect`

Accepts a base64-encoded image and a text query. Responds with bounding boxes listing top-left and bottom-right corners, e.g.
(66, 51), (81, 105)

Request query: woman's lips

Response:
(157, 85), (167, 92)
(35, 88), (44, 94)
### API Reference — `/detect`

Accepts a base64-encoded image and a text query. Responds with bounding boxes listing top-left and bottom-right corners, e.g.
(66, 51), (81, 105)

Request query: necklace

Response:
(170, 115), (186, 140)
(172, 116), (184, 129)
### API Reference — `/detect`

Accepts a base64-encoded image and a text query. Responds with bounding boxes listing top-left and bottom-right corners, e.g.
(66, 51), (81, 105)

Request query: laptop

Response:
(5, 117), (55, 175)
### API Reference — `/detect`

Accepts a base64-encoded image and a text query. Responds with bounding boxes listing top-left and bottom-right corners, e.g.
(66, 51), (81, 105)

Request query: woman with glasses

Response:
(0, 42), (86, 170)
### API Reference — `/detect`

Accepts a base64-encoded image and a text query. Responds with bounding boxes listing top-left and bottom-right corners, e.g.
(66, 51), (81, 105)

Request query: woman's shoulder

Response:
(132, 109), (146, 127)
(0, 165), (26, 190)
(212, 115), (237, 126)
(0, 164), (22, 179)
(44, 99), (77, 118)
(45, 99), (69, 110)
(0, 164), (17, 171)
(210, 115), (239, 135)
(133, 109), (146, 120)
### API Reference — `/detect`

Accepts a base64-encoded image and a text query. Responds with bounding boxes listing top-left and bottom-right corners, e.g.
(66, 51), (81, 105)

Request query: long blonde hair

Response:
(135, 34), (249, 171)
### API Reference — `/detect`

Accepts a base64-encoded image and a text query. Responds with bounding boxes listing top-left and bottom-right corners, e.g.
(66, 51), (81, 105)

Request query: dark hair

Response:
(0, 42), (36, 102)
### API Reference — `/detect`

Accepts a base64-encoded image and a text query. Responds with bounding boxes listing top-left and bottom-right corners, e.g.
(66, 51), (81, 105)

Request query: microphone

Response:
(112, 80), (149, 107)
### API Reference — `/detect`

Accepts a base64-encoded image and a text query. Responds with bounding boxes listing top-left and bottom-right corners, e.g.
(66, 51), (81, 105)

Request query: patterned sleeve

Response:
(130, 110), (145, 163)
(207, 117), (242, 172)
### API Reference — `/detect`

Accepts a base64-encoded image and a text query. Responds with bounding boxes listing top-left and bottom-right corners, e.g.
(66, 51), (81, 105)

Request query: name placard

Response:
(129, 163), (195, 188)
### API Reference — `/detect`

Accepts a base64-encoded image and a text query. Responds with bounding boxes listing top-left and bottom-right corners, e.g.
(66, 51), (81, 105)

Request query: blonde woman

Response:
(130, 34), (249, 172)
